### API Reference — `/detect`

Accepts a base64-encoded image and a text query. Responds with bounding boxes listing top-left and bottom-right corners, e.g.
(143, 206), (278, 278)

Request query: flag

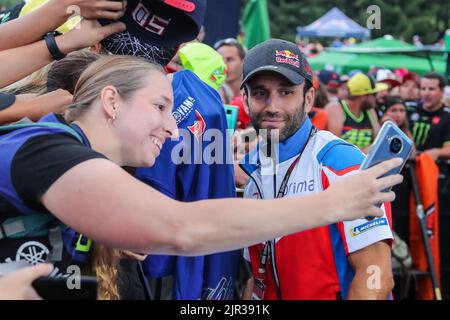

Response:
(242, 0), (271, 49)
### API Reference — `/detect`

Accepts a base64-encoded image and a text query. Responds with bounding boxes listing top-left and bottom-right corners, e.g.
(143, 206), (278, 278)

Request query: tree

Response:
(241, 0), (449, 45)
(1, 0), (23, 10)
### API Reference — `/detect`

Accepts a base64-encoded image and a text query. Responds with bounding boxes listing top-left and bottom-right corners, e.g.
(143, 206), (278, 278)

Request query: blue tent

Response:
(296, 7), (370, 39)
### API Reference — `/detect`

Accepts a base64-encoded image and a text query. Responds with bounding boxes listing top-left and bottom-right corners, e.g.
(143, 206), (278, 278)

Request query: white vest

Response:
(241, 129), (393, 254)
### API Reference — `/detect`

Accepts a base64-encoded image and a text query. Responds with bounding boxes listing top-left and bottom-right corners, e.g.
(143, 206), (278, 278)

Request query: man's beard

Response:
(251, 102), (305, 142)
(423, 100), (442, 111)
(361, 99), (374, 111)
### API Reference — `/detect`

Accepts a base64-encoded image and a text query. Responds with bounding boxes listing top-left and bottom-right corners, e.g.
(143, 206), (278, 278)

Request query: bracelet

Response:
(44, 31), (66, 61)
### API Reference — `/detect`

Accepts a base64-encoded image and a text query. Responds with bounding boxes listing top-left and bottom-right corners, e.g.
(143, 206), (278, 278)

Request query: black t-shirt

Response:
(407, 104), (450, 152)
(0, 128), (106, 272)
(9, 131), (149, 299)
(10, 133), (106, 212)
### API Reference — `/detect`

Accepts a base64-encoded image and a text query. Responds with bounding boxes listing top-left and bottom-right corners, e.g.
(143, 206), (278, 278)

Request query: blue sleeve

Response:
(135, 140), (178, 198)
(135, 140), (179, 279)
(317, 140), (364, 170)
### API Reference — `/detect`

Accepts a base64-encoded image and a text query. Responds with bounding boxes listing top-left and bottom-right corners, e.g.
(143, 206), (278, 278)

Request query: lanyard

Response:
(255, 153), (303, 289)
(255, 126), (316, 201)
(255, 126), (317, 285)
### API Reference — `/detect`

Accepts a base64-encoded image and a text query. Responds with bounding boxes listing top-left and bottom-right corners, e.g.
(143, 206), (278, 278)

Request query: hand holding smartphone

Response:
(1, 262), (97, 300)
(32, 275), (97, 300)
(359, 121), (413, 219)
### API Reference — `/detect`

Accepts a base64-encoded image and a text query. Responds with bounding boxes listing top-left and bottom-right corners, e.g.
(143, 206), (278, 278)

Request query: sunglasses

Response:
(213, 38), (239, 50)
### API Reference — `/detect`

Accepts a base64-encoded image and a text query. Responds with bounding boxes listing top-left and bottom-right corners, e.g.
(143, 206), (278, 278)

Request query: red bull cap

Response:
(241, 39), (313, 88)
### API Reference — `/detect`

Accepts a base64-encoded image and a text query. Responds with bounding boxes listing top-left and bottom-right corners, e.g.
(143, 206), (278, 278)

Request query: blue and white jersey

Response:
(240, 118), (393, 299)
(136, 70), (240, 300)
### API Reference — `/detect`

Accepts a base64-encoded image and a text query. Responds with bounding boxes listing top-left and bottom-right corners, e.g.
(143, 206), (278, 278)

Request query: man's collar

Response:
(420, 102), (445, 113)
(276, 117), (313, 163)
(240, 117), (313, 175)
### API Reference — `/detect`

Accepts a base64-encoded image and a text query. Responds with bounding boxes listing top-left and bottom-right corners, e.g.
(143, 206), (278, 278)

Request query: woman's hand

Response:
(56, 18), (126, 53)
(0, 264), (54, 300)
(325, 158), (404, 221)
(25, 89), (73, 120)
(60, 0), (127, 20)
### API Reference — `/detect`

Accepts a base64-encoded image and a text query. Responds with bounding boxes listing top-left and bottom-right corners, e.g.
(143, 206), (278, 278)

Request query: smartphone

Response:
(224, 105), (239, 132)
(360, 121), (413, 217)
(32, 276), (97, 300)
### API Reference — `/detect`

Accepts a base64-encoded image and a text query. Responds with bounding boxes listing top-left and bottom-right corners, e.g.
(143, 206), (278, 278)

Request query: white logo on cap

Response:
(132, 2), (172, 36)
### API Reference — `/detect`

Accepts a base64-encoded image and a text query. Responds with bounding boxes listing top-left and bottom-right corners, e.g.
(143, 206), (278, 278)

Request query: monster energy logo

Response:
(412, 122), (431, 147)
(342, 129), (373, 149)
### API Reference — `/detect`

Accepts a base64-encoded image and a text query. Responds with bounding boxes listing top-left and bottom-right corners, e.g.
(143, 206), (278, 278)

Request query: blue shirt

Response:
(135, 70), (240, 300)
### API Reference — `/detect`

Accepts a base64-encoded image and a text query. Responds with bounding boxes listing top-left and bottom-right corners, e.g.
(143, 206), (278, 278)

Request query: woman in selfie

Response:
(0, 56), (403, 299)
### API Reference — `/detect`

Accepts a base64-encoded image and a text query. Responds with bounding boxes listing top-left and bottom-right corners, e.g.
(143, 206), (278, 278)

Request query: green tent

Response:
(308, 36), (446, 75)
(343, 37), (415, 51)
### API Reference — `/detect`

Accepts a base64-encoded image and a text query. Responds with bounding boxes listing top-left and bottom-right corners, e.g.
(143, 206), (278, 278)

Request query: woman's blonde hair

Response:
(65, 55), (166, 122)
(46, 50), (102, 94)
(91, 244), (121, 300)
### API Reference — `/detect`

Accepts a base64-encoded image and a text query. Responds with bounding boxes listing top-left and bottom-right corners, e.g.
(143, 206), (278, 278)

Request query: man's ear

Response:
(304, 87), (315, 113)
(100, 85), (120, 120)
(243, 89), (251, 115)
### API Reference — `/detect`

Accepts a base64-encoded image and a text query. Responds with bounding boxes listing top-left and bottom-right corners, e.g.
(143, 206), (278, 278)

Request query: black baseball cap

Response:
(100, 0), (206, 47)
(241, 39), (313, 89)
(100, 31), (178, 66)
(318, 70), (341, 87)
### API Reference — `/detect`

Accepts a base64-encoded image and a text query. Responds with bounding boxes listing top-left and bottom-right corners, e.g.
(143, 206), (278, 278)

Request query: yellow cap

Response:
(347, 73), (388, 97)
(19, 0), (81, 33)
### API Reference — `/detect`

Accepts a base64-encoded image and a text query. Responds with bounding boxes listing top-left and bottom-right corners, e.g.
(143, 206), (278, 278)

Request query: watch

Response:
(44, 31), (66, 61)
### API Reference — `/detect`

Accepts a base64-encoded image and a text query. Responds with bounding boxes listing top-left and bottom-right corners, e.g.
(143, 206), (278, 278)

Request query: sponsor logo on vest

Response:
(187, 110), (206, 140)
(15, 241), (49, 265)
(284, 179), (315, 195)
(202, 276), (234, 300)
(210, 66), (228, 83)
(432, 116), (440, 125)
(412, 122), (431, 147)
(410, 113), (420, 121)
(350, 218), (388, 237)
(172, 96), (195, 125)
